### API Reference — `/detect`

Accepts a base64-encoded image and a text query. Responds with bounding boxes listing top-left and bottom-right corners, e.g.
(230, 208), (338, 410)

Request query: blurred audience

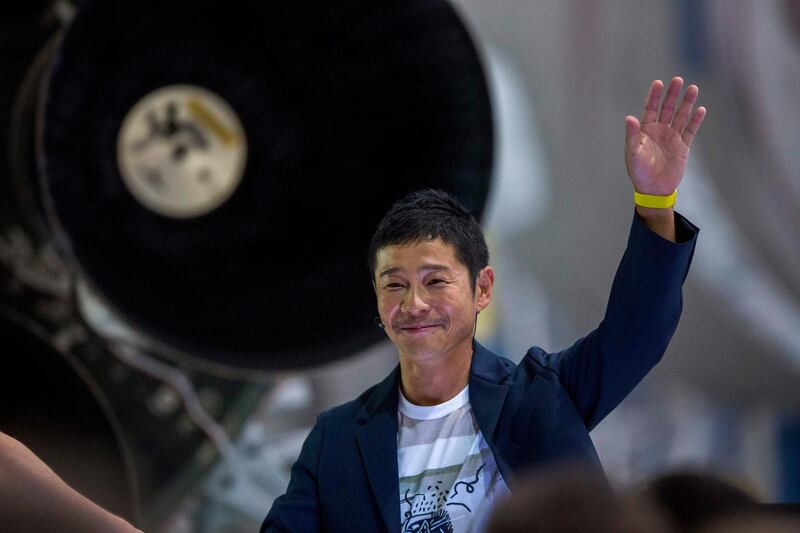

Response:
(4, 428), (798, 532)
(486, 463), (800, 533)
(696, 511), (800, 533)
(486, 462), (671, 533)
(631, 469), (800, 532)
(631, 469), (760, 532)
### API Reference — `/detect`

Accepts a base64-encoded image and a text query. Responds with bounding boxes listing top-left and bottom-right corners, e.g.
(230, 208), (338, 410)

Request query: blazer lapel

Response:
(356, 367), (401, 533)
(469, 342), (511, 457)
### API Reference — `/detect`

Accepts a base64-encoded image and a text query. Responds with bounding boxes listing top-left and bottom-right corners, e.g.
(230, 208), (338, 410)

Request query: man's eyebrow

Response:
(378, 264), (452, 278)
(378, 267), (401, 278)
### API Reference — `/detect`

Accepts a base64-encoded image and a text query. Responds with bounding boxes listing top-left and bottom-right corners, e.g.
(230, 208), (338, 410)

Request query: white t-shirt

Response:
(397, 385), (511, 533)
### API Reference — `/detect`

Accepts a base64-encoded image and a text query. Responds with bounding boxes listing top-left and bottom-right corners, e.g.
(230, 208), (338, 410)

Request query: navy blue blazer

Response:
(263, 212), (698, 532)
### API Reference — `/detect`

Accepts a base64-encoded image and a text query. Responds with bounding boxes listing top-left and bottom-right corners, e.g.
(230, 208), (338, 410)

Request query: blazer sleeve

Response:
(533, 210), (699, 430)
(261, 413), (326, 533)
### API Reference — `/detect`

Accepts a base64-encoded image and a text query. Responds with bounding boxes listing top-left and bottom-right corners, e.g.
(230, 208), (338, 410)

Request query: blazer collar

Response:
(356, 365), (400, 423)
(356, 341), (510, 417)
(469, 340), (513, 383)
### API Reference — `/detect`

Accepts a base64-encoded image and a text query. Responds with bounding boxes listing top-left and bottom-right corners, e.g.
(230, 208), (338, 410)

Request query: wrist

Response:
(633, 188), (676, 208)
(635, 204), (674, 220)
(636, 205), (676, 242)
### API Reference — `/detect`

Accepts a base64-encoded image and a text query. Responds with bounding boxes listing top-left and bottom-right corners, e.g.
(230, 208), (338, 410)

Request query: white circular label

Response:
(117, 85), (247, 218)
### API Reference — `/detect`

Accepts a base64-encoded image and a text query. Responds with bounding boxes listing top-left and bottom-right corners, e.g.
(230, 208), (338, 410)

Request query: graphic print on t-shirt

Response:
(398, 386), (510, 533)
(400, 463), (486, 532)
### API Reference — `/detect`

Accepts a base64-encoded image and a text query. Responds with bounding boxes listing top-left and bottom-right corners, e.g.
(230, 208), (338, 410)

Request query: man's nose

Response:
(400, 286), (430, 314)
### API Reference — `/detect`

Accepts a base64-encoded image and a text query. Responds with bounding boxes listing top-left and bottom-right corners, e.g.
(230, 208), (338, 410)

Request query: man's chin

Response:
(396, 342), (443, 362)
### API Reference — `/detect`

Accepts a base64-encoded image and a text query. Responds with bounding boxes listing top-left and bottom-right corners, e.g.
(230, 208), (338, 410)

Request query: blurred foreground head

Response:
(697, 512), (800, 533)
(632, 469), (800, 533)
(486, 462), (671, 533)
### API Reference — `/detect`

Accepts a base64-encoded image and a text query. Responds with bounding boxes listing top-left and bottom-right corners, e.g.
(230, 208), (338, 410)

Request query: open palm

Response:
(625, 77), (706, 196)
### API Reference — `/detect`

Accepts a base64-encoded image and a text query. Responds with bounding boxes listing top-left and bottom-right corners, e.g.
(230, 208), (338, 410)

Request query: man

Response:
(262, 76), (706, 532)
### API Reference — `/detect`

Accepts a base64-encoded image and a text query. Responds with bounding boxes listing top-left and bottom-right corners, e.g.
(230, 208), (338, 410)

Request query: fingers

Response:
(657, 76), (684, 124)
(641, 80), (663, 124)
(681, 106), (707, 147)
(639, 75), (707, 146)
(671, 83), (699, 132)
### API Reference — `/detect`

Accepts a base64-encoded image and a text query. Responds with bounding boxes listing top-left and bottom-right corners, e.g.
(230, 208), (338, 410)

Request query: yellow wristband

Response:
(634, 189), (676, 208)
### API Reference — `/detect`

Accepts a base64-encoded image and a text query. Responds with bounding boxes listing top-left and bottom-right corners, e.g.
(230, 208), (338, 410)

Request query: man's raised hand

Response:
(624, 77), (706, 196)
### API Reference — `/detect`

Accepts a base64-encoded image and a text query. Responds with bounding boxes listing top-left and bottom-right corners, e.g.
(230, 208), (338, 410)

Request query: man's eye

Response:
(428, 279), (446, 285)
(385, 282), (404, 289)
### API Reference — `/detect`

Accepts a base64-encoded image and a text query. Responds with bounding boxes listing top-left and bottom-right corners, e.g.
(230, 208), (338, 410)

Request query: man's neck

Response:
(398, 345), (472, 406)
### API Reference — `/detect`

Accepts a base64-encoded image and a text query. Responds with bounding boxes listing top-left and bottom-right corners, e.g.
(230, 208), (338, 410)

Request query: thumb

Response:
(624, 115), (640, 147)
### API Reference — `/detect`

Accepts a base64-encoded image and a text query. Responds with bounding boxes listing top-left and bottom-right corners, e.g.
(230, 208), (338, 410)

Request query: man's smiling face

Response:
(374, 238), (492, 364)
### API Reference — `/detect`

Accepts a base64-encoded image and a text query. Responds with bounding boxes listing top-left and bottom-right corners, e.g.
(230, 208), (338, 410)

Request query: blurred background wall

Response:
(1, 1), (798, 531)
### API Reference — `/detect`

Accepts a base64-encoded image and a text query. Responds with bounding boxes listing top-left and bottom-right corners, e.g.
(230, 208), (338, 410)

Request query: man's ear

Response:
(475, 266), (494, 312)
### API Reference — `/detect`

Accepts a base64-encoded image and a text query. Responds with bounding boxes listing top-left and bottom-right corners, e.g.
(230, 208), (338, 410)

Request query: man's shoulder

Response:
(321, 383), (380, 420)
(472, 341), (560, 385)
(317, 368), (399, 425)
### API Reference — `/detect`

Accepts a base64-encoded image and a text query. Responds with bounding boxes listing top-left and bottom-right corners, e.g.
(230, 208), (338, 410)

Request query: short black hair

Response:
(367, 189), (489, 288)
